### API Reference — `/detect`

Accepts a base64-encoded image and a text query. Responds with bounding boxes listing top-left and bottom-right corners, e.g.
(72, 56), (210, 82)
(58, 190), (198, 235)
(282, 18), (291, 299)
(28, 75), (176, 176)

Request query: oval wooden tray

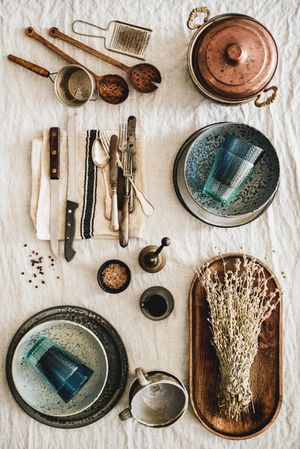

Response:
(189, 253), (282, 440)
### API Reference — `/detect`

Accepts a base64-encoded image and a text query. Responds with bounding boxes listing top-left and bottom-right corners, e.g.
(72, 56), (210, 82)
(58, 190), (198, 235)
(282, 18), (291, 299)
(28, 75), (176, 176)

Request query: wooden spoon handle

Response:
(7, 54), (50, 78)
(25, 26), (98, 79)
(49, 27), (130, 74)
(25, 26), (79, 65)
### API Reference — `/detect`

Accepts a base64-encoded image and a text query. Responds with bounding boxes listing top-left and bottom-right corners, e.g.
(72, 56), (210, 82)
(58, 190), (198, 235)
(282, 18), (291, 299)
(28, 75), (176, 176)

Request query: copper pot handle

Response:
(254, 85), (278, 107)
(187, 7), (211, 30)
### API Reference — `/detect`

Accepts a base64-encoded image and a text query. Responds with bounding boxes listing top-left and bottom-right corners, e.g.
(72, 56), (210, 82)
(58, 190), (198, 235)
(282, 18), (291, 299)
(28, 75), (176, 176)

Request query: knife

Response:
(109, 135), (119, 231)
(64, 114), (79, 262)
(49, 127), (60, 258)
(127, 116), (137, 213)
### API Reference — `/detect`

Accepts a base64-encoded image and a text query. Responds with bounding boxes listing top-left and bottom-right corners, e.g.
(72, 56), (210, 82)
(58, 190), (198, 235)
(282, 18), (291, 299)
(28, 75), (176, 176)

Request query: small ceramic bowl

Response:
(97, 260), (131, 294)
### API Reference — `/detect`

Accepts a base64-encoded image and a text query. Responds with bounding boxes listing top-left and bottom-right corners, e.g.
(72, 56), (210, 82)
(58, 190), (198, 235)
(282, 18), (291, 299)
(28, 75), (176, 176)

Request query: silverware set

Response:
(94, 117), (154, 248)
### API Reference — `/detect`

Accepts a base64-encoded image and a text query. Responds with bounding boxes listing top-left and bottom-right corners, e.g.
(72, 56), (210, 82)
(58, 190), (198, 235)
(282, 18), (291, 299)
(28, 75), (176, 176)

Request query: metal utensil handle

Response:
(254, 85), (278, 108)
(72, 19), (110, 39)
(128, 178), (154, 216)
(119, 407), (133, 421)
(7, 54), (50, 78)
(135, 367), (151, 386)
(187, 6), (211, 30)
(49, 27), (130, 73)
(119, 191), (129, 247)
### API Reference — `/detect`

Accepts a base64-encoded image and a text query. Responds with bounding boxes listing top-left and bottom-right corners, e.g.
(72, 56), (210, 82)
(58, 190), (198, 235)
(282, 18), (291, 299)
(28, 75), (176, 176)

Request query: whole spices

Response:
(101, 263), (128, 290)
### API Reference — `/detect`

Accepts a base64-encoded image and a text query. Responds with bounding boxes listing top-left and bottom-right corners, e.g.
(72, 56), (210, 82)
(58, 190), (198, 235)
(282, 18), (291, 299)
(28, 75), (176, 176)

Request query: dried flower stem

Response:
(196, 255), (280, 421)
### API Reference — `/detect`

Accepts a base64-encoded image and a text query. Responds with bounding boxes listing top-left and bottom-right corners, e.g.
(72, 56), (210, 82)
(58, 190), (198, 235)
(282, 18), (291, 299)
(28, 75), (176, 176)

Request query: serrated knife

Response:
(64, 114), (79, 262)
(49, 127), (60, 258)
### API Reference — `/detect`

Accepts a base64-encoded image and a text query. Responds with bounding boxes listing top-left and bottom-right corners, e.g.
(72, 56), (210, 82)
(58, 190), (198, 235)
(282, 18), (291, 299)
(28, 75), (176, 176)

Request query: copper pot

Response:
(187, 6), (278, 107)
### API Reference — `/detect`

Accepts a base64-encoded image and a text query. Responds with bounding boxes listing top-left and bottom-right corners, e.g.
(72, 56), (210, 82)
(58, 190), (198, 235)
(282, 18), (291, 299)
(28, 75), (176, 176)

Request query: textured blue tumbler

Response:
(26, 336), (94, 403)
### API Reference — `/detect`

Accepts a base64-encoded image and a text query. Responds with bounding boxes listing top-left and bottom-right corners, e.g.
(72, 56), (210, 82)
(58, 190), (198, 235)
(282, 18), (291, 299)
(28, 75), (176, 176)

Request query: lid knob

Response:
(225, 44), (246, 65)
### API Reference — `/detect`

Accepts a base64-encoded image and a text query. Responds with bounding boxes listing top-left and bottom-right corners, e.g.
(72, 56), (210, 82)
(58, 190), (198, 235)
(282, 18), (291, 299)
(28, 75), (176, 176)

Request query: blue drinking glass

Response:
(26, 336), (94, 403)
(203, 134), (264, 205)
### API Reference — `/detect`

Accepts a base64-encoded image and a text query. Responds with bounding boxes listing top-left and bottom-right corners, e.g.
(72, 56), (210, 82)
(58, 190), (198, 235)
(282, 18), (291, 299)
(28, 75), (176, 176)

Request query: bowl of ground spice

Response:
(97, 260), (131, 294)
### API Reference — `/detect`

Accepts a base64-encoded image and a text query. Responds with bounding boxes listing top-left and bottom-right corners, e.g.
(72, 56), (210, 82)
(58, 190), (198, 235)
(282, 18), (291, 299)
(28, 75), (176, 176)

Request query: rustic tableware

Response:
(6, 306), (128, 428)
(25, 27), (129, 105)
(7, 55), (96, 107)
(140, 286), (174, 321)
(173, 124), (278, 227)
(97, 259), (131, 294)
(12, 320), (108, 416)
(187, 6), (278, 106)
(119, 368), (188, 427)
(190, 253), (282, 439)
(49, 27), (162, 93)
(138, 237), (171, 273)
(183, 122), (279, 219)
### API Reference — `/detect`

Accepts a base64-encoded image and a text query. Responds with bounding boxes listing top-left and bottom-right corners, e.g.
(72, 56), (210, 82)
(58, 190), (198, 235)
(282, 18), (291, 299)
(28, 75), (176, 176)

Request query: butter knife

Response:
(64, 114), (79, 262)
(109, 135), (119, 231)
(49, 127), (60, 258)
(127, 116), (136, 213)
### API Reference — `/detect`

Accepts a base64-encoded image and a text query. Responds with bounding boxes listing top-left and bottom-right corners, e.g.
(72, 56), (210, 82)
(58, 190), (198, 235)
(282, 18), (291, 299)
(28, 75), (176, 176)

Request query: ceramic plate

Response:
(12, 320), (108, 417)
(173, 124), (277, 227)
(6, 306), (128, 428)
(184, 123), (280, 216)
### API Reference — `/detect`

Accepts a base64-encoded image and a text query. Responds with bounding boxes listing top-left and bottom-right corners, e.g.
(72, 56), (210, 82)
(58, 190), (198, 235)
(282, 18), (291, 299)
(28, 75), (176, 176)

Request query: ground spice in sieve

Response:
(101, 263), (128, 290)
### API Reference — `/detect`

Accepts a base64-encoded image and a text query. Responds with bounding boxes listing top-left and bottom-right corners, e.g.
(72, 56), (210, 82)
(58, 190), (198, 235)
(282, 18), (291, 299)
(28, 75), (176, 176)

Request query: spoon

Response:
(92, 138), (111, 220)
(49, 27), (161, 93)
(25, 27), (129, 104)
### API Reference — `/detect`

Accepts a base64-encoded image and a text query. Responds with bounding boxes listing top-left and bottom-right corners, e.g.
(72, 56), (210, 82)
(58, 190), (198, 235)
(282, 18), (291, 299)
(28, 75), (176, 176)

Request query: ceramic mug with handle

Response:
(119, 367), (188, 427)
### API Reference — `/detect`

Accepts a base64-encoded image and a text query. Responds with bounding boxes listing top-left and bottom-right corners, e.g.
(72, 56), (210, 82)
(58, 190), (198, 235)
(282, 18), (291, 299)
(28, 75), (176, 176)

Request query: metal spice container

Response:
(187, 6), (279, 107)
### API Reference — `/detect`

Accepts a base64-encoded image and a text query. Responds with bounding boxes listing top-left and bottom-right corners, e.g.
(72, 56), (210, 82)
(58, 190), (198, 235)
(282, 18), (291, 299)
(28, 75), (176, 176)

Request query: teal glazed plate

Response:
(173, 123), (278, 227)
(184, 123), (280, 217)
(6, 306), (128, 428)
(12, 320), (108, 417)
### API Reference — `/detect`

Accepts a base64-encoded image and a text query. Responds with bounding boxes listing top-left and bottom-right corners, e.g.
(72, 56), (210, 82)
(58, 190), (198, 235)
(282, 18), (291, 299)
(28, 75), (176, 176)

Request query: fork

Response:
(117, 123), (154, 216)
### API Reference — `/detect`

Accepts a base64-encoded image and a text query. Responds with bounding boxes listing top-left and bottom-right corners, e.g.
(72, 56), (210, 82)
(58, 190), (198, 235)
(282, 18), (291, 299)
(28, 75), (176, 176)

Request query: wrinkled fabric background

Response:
(0, 0), (299, 448)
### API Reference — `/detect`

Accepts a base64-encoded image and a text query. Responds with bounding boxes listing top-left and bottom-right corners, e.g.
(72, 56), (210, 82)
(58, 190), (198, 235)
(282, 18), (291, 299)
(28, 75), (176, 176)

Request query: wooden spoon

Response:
(25, 27), (129, 104)
(49, 27), (161, 93)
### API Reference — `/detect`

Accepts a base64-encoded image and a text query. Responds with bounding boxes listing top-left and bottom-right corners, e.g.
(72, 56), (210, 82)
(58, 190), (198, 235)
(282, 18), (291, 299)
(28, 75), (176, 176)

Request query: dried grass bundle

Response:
(196, 255), (280, 421)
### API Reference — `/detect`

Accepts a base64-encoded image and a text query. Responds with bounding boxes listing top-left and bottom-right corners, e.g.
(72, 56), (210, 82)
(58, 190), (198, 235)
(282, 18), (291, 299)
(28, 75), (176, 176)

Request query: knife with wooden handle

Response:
(49, 127), (60, 258)
(64, 114), (79, 262)
(109, 135), (119, 231)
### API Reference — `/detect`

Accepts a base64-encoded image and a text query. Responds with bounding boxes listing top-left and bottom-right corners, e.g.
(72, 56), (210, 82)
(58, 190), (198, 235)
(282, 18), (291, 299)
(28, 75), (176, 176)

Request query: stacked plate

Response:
(173, 122), (280, 227)
(6, 306), (128, 428)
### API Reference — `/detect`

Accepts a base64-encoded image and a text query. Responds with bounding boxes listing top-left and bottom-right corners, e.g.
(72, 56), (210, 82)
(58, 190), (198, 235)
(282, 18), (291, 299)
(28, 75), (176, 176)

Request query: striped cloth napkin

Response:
(31, 130), (148, 240)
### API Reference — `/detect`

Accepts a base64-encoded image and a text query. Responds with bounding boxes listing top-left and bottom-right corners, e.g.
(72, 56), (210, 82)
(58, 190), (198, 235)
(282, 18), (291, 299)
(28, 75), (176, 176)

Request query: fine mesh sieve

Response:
(55, 65), (96, 106)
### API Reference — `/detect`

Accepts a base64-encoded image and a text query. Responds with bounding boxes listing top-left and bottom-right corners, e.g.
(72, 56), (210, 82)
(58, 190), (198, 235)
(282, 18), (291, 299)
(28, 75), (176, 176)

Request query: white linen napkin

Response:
(31, 130), (148, 240)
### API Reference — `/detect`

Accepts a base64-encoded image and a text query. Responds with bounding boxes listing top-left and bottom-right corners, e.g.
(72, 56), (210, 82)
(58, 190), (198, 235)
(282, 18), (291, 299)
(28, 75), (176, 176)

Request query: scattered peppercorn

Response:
(24, 244), (27, 247)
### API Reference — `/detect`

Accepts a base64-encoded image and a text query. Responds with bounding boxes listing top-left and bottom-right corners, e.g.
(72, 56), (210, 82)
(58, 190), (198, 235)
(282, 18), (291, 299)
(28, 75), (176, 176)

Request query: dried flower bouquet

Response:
(196, 255), (280, 421)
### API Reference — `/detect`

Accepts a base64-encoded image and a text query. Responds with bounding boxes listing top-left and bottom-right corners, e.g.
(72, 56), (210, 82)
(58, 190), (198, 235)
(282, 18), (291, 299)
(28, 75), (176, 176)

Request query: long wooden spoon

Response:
(49, 27), (161, 93)
(25, 27), (129, 104)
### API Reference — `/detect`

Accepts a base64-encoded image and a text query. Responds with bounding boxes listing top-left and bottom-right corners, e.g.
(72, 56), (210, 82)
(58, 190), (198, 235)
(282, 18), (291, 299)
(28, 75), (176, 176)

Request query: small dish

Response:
(140, 287), (174, 321)
(11, 320), (108, 417)
(97, 259), (131, 294)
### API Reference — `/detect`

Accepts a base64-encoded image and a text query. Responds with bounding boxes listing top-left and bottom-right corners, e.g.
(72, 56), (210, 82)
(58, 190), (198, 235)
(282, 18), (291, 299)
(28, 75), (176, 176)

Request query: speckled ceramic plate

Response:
(6, 306), (128, 428)
(12, 320), (108, 417)
(173, 124), (278, 227)
(184, 123), (279, 216)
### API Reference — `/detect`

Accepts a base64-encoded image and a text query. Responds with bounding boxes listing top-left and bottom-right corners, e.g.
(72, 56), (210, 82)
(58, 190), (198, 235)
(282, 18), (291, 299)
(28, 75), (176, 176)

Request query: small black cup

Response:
(97, 259), (131, 294)
(140, 287), (174, 321)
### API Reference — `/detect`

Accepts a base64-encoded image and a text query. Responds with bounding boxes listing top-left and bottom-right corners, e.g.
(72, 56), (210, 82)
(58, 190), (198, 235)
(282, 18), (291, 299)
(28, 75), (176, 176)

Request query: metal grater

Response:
(72, 19), (152, 60)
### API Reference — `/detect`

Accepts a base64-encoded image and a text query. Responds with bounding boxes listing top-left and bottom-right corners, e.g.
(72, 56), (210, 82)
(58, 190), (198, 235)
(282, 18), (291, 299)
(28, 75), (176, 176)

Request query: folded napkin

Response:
(31, 130), (148, 240)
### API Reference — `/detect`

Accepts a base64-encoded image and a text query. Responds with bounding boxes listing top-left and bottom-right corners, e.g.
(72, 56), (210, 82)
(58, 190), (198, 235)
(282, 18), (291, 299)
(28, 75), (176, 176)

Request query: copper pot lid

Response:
(194, 15), (278, 100)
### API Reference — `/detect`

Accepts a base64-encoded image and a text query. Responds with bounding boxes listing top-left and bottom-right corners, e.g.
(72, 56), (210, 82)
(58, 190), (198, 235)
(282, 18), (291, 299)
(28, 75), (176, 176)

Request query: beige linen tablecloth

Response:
(0, 0), (299, 448)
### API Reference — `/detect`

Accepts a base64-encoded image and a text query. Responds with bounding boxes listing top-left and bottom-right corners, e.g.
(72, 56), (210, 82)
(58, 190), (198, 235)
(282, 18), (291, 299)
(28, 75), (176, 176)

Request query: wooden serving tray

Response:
(189, 253), (282, 440)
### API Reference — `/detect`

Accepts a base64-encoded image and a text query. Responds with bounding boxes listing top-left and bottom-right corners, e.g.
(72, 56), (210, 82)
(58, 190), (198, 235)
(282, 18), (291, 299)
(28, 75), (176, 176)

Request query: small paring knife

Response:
(64, 114), (79, 262)
(49, 127), (60, 258)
